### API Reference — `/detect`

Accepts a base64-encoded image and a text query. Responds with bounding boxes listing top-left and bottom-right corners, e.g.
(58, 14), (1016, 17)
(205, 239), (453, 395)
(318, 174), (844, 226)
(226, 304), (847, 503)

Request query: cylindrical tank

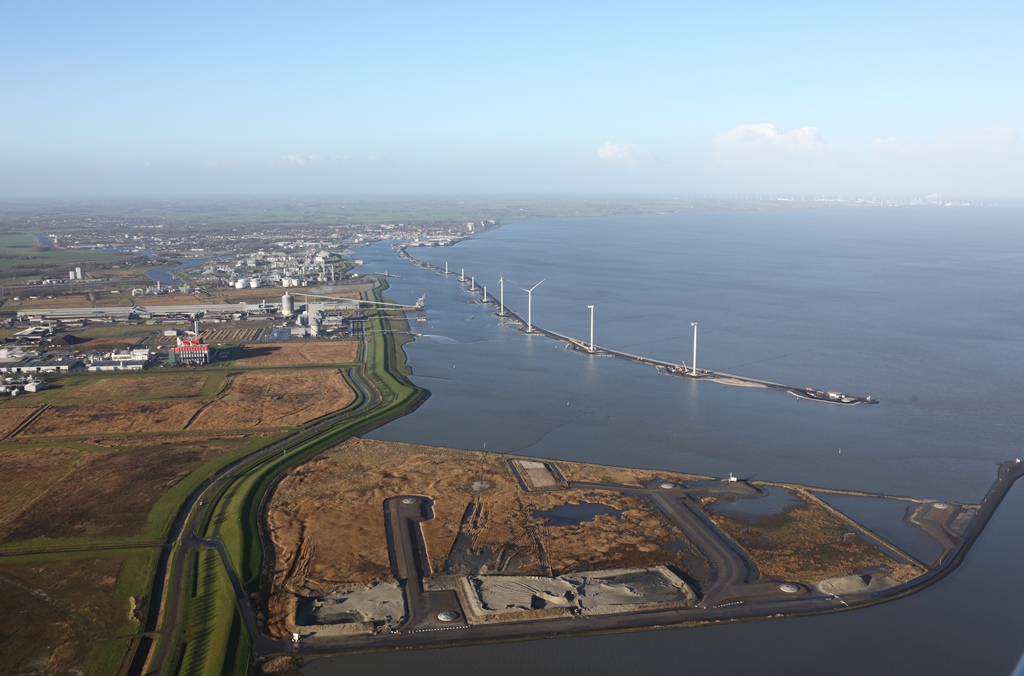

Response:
(234, 279), (246, 289)
(281, 292), (295, 316)
(249, 278), (261, 288)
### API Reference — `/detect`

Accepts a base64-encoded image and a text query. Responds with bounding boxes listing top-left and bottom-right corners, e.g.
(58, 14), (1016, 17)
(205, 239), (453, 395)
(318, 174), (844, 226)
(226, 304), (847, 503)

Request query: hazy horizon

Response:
(3, 2), (1021, 199)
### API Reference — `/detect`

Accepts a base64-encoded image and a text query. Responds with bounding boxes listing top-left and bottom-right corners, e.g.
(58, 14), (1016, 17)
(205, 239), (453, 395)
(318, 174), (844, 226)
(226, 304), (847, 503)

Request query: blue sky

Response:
(2, 1), (1021, 197)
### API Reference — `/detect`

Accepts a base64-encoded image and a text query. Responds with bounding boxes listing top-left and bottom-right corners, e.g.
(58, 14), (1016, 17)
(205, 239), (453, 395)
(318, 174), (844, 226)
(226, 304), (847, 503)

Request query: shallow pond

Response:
(533, 502), (622, 527)
(708, 487), (804, 521)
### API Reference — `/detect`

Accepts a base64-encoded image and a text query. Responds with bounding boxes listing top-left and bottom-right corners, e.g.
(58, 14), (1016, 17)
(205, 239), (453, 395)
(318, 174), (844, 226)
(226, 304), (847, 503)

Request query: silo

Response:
(281, 292), (295, 317)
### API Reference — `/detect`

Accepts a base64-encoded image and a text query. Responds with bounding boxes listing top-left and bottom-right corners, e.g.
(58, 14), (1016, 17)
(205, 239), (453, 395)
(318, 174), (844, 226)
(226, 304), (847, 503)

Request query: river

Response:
(306, 206), (1024, 675)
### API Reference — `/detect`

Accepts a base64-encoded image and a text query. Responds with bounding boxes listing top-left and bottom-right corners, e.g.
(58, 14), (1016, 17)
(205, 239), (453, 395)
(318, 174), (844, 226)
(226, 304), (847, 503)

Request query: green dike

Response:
(180, 300), (425, 675)
(207, 311), (421, 589)
(178, 548), (250, 676)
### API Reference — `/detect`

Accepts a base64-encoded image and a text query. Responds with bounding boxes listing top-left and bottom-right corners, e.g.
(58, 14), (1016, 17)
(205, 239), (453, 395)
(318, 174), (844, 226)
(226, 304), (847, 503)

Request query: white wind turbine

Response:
(522, 279), (544, 332)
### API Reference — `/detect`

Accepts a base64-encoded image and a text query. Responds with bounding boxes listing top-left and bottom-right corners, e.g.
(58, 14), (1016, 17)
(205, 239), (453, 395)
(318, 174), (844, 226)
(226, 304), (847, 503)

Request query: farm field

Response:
(25, 400), (207, 435)
(234, 341), (360, 366)
(188, 369), (355, 429)
(0, 552), (151, 675)
(0, 438), (251, 541)
(0, 407), (39, 439)
(68, 375), (210, 399)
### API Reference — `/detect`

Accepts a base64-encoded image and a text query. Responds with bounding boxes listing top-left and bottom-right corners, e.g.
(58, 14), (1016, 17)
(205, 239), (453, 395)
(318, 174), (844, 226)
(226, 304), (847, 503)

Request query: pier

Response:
(396, 245), (876, 406)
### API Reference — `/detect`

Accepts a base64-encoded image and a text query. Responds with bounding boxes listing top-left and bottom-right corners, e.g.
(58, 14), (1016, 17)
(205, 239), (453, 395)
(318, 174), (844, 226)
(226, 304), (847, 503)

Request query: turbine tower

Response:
(588, 305), (595, 352)
(498, 276), (505, 315)
(691, 321), (698, 375)
(523, 279), (544, 332)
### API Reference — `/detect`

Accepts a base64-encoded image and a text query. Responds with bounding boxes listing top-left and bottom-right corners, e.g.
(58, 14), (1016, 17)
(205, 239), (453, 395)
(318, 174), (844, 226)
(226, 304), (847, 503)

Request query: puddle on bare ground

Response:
(533, 501), (623, 527)
(707, 487), (804, 522)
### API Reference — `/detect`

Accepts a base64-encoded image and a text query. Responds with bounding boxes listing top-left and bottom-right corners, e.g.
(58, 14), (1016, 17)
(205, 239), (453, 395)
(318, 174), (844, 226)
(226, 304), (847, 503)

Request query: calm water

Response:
(309, 206), (1024, 675)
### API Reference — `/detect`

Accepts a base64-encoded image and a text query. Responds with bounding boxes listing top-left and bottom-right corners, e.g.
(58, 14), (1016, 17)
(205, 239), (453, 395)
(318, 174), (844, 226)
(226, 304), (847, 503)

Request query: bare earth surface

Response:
(25, 400), (206, 435)
(264, 439), (701, 636)
(235, 341), (360, 367)
(263, 439), (943, 639)
(67, 375), (209, 399)
(14, 368), (353, 435)
(0, 447), (86, 536)
(705, 487), (924, 584)
(2, 439), (248, 541)
(0, 557), (132, 675)
(0, 407), (39, 438)
(188, 369), (354, 429)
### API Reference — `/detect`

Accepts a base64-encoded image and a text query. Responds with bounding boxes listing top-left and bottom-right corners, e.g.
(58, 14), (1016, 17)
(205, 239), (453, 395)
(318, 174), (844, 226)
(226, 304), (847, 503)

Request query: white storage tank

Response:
(249, 278), (261, 288)
(234, 279), (247, 289)
(281, 292), (295, 316)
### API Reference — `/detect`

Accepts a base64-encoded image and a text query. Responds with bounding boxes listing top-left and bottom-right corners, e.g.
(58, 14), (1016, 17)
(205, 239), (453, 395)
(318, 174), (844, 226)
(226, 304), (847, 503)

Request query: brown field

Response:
(706, 488), (924, 584)
(0, 557), (133, 675)
(12, 368), (349, 436)
(67, 375), (209, 400)
(556, 459), (709, 487)
(264, 439), (696, 635)
(0, 447), (87, 535)
(81, 432), (273, 447)
(534, 493), (689, 575)
(235, 341), (360, 366)
(201, 327), (263, 343)
(188, 369), (354, 429)
(2, 438), (247, 541)
(22, 400), (206, 436)
(0, 407), (40, 438)
(267, 439), (518, 598)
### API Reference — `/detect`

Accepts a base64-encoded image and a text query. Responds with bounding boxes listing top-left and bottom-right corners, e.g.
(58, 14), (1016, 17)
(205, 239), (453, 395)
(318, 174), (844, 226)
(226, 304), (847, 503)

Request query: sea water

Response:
(307, 206), (1024, 675)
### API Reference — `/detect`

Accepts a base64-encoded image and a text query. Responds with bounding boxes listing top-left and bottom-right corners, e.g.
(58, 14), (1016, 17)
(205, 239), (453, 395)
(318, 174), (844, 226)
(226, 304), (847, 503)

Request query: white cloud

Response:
(280, 153), (325, 167)
(708, 123), (837, 192)
(714, 123), (831, 154)
(596, 142), (649, 164)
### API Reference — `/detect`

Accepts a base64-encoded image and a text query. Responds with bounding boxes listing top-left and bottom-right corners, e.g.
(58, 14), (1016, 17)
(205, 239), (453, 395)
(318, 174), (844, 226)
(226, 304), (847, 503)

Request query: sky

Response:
(1, 1), (1022, 198)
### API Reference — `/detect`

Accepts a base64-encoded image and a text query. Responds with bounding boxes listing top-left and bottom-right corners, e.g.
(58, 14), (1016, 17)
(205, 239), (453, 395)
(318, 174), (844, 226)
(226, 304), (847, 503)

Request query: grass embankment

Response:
(179, 288), (425, 675)
(178, 549), (250, 676)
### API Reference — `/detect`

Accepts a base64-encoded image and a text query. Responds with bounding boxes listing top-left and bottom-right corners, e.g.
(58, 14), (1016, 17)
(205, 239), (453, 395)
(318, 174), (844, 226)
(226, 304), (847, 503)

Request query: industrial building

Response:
(170, 337), (209, 365)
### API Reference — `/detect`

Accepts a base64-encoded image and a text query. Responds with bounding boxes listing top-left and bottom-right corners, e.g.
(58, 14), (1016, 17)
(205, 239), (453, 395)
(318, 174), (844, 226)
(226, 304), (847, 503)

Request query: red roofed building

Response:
(172, 337), (209, 365)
